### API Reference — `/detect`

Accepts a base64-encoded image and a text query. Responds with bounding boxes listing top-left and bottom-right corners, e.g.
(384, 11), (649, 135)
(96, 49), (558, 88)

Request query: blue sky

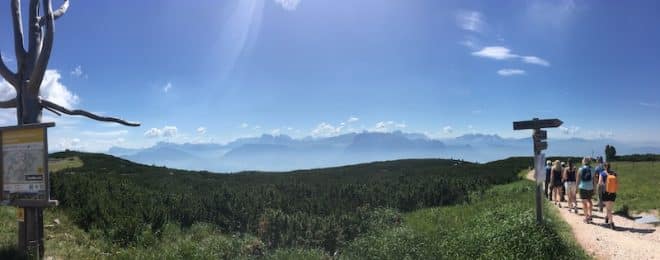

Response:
(0, 0), (659, 152)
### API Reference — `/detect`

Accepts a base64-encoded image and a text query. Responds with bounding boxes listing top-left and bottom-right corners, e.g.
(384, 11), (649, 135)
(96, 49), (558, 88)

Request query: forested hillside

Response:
(48, 152), (531, 253)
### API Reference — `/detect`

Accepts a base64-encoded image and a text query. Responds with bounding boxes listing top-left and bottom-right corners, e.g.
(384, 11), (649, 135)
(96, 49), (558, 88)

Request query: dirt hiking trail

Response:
(526, 171), (659, 260)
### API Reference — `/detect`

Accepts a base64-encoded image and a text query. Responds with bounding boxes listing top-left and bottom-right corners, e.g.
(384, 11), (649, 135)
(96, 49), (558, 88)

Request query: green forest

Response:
(45, 152), (530, 254)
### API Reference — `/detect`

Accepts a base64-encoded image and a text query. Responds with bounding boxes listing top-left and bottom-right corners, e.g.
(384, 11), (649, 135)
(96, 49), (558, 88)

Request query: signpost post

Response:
(0, 123), (57, 258)
(513, 118), (563, 223)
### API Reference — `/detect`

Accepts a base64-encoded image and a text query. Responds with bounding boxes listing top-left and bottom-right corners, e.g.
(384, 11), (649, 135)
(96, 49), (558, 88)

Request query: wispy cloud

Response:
(443, 126), (454, 134)
(497, 69), (526, 76)
(70, 65), (87, 78)
(372, 121), (407, 132)
(311, 122), (340, 138)
(472, 46), (518, 60)
(640, 102), (659, 108)
(456, 10), (484, 32)
(163, 82), (172, 93)
(311, 116), (361, 137)
(197, 127), (207, 135)
(559, 126), (580, 135)
(240, 123), (249, 128)
(522, 56), (550, 66)
(472, 46), (551, 67)
(274, 0), (300, 11)
(57, 137), (83, 151)
(144, 126), (178, 138)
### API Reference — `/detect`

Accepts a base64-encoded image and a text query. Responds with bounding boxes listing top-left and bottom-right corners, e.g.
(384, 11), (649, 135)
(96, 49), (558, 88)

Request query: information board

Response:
(0, 124), (52, 204)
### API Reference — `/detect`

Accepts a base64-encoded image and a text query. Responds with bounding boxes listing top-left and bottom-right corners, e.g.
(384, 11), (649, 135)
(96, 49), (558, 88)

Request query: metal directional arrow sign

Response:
(513, 118), (563, 130)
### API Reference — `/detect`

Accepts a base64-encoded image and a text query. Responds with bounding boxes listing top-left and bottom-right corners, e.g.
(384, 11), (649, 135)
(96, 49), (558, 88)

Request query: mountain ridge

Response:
(106, 131), (660, 172)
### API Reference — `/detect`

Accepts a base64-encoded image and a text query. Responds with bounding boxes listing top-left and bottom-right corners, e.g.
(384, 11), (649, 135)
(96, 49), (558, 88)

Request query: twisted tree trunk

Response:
(0, 0), (139, 126)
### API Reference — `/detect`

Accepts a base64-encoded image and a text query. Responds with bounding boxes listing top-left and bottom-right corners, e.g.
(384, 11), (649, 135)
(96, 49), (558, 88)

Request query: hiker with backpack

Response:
(594, 157), (606, 212)
(563, 160), (578, 213)
(550, 160), (564, 207)
(545, 160), (552, 199)
(600, 162), (618, 229)
(578, 157), (596, 223)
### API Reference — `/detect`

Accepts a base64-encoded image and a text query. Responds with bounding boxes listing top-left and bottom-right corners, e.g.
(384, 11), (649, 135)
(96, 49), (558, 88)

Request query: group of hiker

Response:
(544, 157), (619, 228)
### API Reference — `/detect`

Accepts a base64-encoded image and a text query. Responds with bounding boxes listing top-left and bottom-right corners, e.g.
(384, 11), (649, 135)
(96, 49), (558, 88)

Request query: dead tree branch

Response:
(40, 99), (141, 127)
(11, 0), (26, 68)
(0, 98), (17, 108)
(28, 0), (54, 96)
(39, 0), (68, 25)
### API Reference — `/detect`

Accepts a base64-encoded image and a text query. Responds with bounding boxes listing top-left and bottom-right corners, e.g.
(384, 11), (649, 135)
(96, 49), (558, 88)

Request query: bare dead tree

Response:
(0, 0), (139, 126)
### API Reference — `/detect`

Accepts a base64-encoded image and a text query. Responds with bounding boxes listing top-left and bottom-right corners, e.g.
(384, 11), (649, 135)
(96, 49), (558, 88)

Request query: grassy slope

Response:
(609, 161), (660, 212)
(340, 178), (589, 259)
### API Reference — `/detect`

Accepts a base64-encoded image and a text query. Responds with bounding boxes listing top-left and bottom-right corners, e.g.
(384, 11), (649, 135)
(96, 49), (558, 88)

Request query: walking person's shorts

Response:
(579, 189), (593, 199)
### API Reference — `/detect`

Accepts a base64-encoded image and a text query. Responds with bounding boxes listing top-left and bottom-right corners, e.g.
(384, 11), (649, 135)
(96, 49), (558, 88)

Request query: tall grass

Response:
(340, 181), (589, 259)
(609, 161), (660, 212)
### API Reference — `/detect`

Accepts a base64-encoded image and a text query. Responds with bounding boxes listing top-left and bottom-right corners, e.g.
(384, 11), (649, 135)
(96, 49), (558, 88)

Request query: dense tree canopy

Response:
(49, 152), (530, 252)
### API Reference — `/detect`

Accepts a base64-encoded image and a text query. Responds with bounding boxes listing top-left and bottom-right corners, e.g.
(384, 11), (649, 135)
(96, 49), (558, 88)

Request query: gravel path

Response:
(526, 171), (659, 260)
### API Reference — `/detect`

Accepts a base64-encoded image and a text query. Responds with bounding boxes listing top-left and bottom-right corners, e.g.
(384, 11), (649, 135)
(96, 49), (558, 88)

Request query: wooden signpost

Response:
(0, 123), (57, 258)
(513, 118), (563, 223)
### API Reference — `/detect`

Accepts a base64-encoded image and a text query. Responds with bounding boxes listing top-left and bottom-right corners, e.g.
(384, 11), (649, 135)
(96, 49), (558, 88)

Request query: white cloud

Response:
(274, 0), (300, 11)
(443, 126), (454, 134)
(497, 69), (526, 76)
(1, 52), (12, 63)
(372, 121), (407, 132)
(472, 47), (551, 68)
(240, 123), (249, 128)
(456, 10), (483, 32)
(58, 137), (83, 151)
(311, 122), (340, 138)
(70, 65), (85, 78)
(0, 79), (15, 100)
(522, 56), (550, 66)
(472, 46), (518, 60)
(40, 70), (80, 109)
(197, 127), (207, 135)
(144, 126), (178, 138)
(271, 128), (281, 135)
(144, 128), (162, 138)
(162, 126), (178, 137)
(163, 82), (172, 93)
(347, 116), (359, 123)
(559, 126), (580, 135)
(253, 125), (261, 130)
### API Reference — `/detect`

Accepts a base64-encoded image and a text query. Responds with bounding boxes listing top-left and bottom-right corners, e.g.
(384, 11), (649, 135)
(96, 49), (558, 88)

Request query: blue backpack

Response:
(580, 166), (592, 182)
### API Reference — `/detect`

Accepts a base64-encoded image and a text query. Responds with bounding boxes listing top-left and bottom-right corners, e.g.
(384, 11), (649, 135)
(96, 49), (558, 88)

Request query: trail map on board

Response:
(2, 127), (46, 200)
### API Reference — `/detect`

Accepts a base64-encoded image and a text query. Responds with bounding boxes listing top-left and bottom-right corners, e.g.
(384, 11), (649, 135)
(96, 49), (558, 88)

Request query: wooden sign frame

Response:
(0, 123), (57, 207)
